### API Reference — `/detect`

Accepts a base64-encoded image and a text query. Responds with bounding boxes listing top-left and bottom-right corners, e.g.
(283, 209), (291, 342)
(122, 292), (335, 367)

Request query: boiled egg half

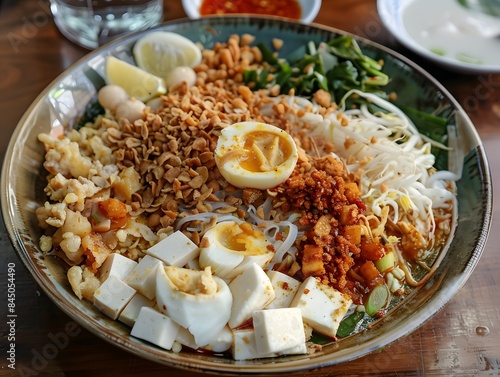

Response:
(199, 221), (275, 280)
(214, 122), (298, 190)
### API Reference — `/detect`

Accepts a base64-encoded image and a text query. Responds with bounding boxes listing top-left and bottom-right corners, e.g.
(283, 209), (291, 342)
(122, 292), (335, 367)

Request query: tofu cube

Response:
(232, 328), (307, 361)
(228, 263), (275, 329)
(232, 329), (260, 361)
(290, 276), (352, 337)
(265, 270), (301, 309)
(131, 307), (180, 350)
(118, 293), (155, 327)
(93, 276), (136, 320)
(253, 308), (305, 354)
(99, 253), (138, 282)
(146, 230), (200, 267)
(124, 255), (163, 300)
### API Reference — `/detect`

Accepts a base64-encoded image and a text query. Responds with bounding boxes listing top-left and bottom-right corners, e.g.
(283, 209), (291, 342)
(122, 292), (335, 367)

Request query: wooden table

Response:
(0, 1), (499, 375)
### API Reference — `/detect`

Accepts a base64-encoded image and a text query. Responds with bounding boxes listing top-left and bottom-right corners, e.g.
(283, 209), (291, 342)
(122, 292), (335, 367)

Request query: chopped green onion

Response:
(365, 284), (389, 316)
(430, 47), (446, 56)
(257, 42), (279, 65)
(375, 251), (396, 273)
(456, 52), (483, 65)
(391, 267), (405, 280)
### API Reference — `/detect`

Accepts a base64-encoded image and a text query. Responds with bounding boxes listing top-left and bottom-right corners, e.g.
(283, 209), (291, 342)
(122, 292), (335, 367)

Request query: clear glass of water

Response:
(49, 0), (164, 49)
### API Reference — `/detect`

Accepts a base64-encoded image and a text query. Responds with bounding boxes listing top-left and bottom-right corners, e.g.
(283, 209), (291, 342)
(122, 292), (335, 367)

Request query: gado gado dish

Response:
(34, 29), (460, 360)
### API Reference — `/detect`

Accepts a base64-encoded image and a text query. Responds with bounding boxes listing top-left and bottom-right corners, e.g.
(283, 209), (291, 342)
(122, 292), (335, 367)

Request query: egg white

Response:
(155, 266), (233, 347)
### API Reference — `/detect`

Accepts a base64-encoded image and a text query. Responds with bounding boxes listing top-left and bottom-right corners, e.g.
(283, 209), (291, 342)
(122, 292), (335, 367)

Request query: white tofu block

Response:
(265, 270), (301, 309)
(253, 308), (305, 354)
(131, 307), (180, 350)
(232, 329), (260, 361)
(124, 255), (163, 300)
(99, 253), (138, 282)
(290, 276), (352, 337)
(232, 329), (307, 361)
(93, 276), (136, 320)
(118, 293), (155, 327)
(146, 230), (200, 267)
(228, 263), (275, 329)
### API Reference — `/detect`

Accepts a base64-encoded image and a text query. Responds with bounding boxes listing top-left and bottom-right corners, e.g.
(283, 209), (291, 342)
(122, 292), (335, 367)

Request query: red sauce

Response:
(200, 0), (302, 20)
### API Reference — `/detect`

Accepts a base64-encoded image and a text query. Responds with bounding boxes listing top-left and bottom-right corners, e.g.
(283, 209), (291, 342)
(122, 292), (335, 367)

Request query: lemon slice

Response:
(105, 56), (166, 102)
(132, 31), (202, 79)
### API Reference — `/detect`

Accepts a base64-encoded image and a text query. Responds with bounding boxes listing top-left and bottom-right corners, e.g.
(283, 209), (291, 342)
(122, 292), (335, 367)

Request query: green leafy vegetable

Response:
(244, 35), (389, 102)
(398, 104), (450, 170)
(336, 312), (365, 338)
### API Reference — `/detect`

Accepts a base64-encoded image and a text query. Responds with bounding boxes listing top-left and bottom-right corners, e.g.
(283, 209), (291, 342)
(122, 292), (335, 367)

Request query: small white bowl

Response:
(377, 0), (500, 74)
(182, 0), (322, 24)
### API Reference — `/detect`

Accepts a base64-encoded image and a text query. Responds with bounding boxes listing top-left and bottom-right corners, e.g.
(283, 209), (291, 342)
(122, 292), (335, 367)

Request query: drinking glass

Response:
(49, 0), (163, 49)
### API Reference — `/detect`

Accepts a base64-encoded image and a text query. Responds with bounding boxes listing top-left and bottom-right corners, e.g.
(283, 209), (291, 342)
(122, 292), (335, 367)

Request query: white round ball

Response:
(165, 66), (197, 89)
(97, 84), (129, 111)
(115, 99), (146, 122)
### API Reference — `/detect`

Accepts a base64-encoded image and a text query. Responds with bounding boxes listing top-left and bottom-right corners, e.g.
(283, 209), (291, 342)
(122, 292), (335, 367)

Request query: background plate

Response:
(377, 0), (500, 74)
(1, 16), (492, 374)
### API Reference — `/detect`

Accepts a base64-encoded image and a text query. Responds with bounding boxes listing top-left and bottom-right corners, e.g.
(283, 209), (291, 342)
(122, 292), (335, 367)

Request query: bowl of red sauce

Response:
(182, 0), (322, 24)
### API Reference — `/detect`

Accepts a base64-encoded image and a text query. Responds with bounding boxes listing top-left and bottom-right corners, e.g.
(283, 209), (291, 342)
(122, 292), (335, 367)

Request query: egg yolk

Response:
(221, 131), (294, 173)
(217, 222), (269, 255)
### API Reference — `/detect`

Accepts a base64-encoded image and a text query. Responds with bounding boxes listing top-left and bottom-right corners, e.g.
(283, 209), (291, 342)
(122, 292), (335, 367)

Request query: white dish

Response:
(377, 0), (500, 73)
(182, 0), (321, 24)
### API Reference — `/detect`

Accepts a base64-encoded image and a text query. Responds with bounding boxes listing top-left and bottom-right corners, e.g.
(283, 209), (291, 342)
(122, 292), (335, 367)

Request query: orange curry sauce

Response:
(200, 0), (302, 20)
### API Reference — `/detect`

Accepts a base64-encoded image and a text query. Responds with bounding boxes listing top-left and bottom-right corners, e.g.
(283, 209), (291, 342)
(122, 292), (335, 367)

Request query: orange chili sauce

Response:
(200, 0), (302, 20)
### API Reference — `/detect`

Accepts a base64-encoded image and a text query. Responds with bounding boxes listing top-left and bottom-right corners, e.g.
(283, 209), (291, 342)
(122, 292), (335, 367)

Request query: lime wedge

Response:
(133, 31), (202, 80)
(105, 56), (166, 102)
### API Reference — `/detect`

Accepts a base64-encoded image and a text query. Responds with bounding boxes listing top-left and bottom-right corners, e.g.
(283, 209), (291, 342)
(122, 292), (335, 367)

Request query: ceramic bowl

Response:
(1, 16), (492, 374)
(181, 0), (322, 24)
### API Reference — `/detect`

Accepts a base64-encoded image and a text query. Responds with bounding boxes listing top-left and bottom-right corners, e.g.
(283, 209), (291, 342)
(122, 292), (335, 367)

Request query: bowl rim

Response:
(1, 15), (493, 374)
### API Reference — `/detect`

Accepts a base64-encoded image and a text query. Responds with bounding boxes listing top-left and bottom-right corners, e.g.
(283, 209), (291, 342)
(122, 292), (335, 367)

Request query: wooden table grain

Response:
(0, 1), (499, 376)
